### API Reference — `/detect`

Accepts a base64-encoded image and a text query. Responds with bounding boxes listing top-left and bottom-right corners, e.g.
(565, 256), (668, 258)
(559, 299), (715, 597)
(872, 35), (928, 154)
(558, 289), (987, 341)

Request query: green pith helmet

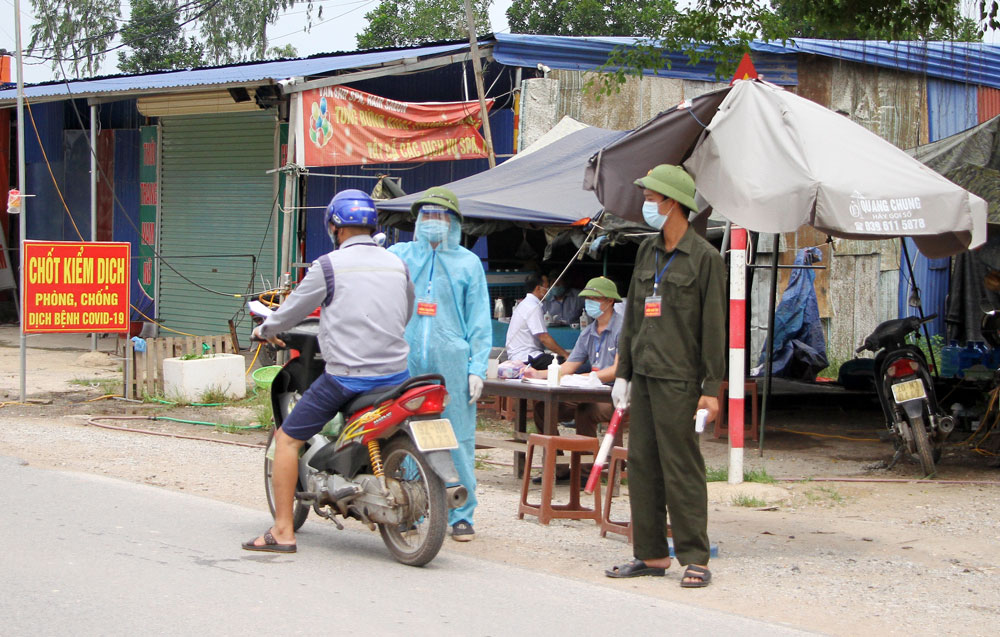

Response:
(578, 276), (621, 301)
(634, 164), (697, 212)
(411, 186), (462, 220)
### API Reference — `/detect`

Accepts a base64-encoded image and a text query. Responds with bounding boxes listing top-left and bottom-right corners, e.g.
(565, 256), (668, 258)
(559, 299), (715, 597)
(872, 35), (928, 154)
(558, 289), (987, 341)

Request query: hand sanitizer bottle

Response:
(547, 359), (560, 387)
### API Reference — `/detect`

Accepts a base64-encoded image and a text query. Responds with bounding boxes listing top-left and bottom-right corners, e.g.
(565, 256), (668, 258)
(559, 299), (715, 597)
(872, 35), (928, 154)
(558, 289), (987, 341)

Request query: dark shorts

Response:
(279, 373), (359, 441)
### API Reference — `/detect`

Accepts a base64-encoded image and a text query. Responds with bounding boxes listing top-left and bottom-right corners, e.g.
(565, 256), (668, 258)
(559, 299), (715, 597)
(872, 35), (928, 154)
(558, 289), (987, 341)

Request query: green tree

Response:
(506, 0), (677, 37)
(773, 0), (982, 40)
(266, 43), (298, 59)
(591, 0), (997, 95)
(27, 0), (122, 78)
(28, 0), (318, 78)
(357, 0), (492, 49)
(117, 0), (205, 74)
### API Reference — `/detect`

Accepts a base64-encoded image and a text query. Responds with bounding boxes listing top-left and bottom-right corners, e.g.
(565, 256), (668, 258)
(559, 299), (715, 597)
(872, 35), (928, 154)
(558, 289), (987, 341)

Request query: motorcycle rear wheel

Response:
(908, 413), (936, 478)
(264, 391), (310, 531)
(377, 436), (447, 567)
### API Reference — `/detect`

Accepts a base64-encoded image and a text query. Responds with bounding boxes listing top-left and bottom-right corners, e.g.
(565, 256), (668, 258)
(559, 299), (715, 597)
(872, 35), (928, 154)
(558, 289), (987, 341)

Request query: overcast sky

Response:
(1, 0), (996, 85)
(2, 0), (515, 84)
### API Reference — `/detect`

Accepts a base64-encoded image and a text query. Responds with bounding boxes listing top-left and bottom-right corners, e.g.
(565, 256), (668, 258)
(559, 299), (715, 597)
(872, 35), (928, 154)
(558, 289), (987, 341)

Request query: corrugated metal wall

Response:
(302, 109), (515, 263)
(113, 129), (148, 320)
(158, 111), (278, 337)
(898, 238), (949, 337)
(927, 79), (978, 140)
(24, 101), (65, 240)
(979, 87), (1000, 123)
(546, 70), (727, 132)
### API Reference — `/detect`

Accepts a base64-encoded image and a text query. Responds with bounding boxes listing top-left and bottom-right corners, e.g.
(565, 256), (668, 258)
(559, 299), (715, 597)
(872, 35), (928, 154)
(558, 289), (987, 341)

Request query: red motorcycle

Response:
(251, 300), (466, 566)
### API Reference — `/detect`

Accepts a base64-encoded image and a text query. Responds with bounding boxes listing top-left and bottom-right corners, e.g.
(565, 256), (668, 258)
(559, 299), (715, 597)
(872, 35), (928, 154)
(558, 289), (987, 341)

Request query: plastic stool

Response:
(599, 445), (632, 542)
(518, 433), (601, 525)
(714, 380), (759, 441)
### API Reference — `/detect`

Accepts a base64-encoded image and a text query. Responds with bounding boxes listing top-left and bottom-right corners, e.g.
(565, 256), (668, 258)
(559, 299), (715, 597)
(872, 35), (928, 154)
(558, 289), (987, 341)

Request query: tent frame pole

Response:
(901, 239), (938, 374)
(758, 233), (780, 456)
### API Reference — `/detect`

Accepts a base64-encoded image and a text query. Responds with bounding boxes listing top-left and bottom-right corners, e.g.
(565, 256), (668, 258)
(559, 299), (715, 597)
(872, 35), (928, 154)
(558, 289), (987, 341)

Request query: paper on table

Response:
(520, 377), (549, 386)
(559, 372), (605, 388)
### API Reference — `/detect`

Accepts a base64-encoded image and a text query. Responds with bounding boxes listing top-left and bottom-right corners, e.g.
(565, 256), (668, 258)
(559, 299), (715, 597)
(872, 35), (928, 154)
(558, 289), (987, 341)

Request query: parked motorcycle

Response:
(249, 299), (466, 566)
(857, 314), (954, 476)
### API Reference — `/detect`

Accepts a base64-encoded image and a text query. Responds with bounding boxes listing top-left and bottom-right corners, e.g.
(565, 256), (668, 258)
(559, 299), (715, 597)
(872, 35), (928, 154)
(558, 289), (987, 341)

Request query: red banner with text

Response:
(22, 241), (131, 334)
(300, 86), (493, 166)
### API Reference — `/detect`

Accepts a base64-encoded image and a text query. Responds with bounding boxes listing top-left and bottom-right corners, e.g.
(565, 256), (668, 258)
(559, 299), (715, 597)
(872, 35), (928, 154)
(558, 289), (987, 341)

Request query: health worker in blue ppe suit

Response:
(388, 187), (492, 542)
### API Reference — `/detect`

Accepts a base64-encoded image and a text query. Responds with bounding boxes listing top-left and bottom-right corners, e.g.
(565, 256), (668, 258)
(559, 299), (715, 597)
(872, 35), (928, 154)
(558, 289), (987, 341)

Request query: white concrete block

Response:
(162, 353), (247, 403)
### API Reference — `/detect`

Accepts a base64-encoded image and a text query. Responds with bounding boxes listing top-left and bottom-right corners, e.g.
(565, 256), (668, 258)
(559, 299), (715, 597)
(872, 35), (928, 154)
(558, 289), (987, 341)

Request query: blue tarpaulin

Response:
(754, 247), (828, 380)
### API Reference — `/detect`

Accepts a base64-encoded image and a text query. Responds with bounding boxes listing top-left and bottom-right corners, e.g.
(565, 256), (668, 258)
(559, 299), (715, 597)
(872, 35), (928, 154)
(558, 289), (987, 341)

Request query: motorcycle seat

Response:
(343, 374), (444, 415)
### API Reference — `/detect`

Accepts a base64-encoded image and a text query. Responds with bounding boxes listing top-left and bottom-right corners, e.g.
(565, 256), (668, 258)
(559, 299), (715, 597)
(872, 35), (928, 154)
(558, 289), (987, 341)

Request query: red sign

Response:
(22, 241), (131, 334)
(300, 86), (493, 166)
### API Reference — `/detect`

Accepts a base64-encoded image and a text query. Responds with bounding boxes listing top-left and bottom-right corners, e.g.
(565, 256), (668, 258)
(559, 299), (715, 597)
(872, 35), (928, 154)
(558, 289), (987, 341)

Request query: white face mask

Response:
(642, 200), (667, 230)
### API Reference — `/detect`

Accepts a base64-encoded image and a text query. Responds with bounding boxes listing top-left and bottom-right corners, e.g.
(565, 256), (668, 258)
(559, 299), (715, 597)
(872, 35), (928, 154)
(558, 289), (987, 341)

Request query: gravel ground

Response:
(2, 328), (1000, 635)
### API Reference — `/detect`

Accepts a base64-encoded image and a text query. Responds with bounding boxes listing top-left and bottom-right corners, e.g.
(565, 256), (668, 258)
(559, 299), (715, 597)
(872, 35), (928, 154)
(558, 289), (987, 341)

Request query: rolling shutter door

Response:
(159, 111), (277, 337)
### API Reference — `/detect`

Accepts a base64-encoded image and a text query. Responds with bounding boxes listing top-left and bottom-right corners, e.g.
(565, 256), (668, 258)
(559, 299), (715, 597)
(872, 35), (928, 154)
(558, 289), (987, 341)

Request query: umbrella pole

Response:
(901, 239), (939, 375)
(758, 233), (780, 456)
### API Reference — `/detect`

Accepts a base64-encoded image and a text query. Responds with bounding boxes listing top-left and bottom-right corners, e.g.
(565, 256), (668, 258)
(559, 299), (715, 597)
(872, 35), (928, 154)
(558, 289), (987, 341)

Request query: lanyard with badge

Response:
(644, 250), (676, 318)
(416, 250), (438, 316)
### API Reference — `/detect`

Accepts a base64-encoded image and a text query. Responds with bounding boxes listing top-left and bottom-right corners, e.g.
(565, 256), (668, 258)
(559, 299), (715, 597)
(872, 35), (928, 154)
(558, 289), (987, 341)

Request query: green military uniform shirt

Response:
(617, 225), (727, 397)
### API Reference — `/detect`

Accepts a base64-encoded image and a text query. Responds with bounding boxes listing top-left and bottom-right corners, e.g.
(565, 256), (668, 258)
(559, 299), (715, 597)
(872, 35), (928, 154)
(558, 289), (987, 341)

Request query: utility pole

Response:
(14, 0), (28, 401)
(462, 0), (495, 168)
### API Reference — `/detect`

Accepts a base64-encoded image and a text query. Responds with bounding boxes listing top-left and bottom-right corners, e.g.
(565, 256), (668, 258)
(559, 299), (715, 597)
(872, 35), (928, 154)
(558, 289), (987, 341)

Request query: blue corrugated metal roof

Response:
(492, 34), (1000, 90)
(492, 34), (798, 85)
(775, 39), (1000, 90)
(0, 42), (470, 103)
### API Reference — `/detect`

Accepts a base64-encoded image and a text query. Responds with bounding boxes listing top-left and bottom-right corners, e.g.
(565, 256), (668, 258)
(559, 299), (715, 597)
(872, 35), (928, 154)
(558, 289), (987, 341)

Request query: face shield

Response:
(415, 204), (460, 249)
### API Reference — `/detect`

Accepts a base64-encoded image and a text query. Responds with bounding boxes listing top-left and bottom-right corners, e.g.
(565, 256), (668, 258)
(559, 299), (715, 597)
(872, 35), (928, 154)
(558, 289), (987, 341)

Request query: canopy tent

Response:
(376, 124), (628, 231)
(585, 80), (988, 259)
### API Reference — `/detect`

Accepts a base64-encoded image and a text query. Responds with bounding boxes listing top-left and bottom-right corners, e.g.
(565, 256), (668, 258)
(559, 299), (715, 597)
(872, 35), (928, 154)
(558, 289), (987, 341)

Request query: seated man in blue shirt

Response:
(526, 277), (624, 480)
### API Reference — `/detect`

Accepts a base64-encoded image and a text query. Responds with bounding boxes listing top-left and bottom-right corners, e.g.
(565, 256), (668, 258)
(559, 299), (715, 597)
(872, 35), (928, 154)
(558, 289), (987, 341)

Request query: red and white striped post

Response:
(727, 226), (747, 484)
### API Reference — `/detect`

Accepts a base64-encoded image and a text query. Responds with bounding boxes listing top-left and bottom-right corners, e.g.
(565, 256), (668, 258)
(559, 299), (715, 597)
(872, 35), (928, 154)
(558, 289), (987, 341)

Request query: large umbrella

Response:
(585, 80), (988, 258)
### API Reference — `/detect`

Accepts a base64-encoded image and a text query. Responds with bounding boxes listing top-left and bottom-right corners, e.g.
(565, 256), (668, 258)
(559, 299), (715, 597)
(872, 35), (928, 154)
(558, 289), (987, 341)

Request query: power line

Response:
(269, 0), (376, 41)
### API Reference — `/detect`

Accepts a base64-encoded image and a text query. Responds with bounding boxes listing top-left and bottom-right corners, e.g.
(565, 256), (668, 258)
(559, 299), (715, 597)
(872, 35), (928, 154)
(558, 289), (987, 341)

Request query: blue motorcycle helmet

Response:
(326, 189), (378, 229)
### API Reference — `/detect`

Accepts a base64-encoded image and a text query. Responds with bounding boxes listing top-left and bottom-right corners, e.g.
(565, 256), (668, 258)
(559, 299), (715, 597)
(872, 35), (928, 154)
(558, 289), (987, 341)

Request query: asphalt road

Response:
(0, 455), (814, 636)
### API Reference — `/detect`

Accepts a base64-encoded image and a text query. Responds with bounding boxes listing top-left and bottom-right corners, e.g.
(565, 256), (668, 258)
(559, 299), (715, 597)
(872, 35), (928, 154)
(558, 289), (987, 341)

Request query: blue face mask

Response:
(584, 299), (603, 319)
(418, 219), (450, 243)
(550, 286), (566, 298)
(642, 200), (666, 230)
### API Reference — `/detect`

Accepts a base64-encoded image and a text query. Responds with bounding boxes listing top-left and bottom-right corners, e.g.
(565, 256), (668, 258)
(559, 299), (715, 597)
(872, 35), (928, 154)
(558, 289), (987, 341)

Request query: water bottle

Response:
(958, 341), (979, 378)
(975, 341), (989, 365)
(940, 340), (960, 378)
(579, 309), (589, 329)
(493, 298), (505, 321)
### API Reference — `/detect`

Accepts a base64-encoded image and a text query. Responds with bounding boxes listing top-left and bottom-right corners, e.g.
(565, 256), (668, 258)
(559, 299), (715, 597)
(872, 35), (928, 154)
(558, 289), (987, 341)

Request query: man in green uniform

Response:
(605, 164), (726, 588)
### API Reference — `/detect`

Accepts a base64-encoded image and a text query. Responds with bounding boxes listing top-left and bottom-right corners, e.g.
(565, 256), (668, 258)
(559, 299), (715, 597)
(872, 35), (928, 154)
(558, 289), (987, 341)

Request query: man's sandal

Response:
(241, 529), (296, 553)
(605, 559), (667, 578)
(680, 564), (711, 588)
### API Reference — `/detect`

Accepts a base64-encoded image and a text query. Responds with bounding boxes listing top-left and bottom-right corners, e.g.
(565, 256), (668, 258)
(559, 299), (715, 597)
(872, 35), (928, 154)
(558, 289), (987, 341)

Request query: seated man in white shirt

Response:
(505, 273), (570, 368)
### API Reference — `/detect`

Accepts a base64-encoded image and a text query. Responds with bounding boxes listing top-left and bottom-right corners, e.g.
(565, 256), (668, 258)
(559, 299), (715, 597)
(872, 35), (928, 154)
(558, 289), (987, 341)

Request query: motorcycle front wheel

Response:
(377, 436), (447, 567)
(264, 391), (310, 531)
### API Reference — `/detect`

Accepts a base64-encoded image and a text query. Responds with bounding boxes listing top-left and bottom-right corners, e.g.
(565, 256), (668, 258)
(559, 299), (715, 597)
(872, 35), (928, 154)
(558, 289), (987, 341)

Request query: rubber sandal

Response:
(680, 564), (711, 588)
(605, 559), (667, 578)
(242, 529), (296, 554)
